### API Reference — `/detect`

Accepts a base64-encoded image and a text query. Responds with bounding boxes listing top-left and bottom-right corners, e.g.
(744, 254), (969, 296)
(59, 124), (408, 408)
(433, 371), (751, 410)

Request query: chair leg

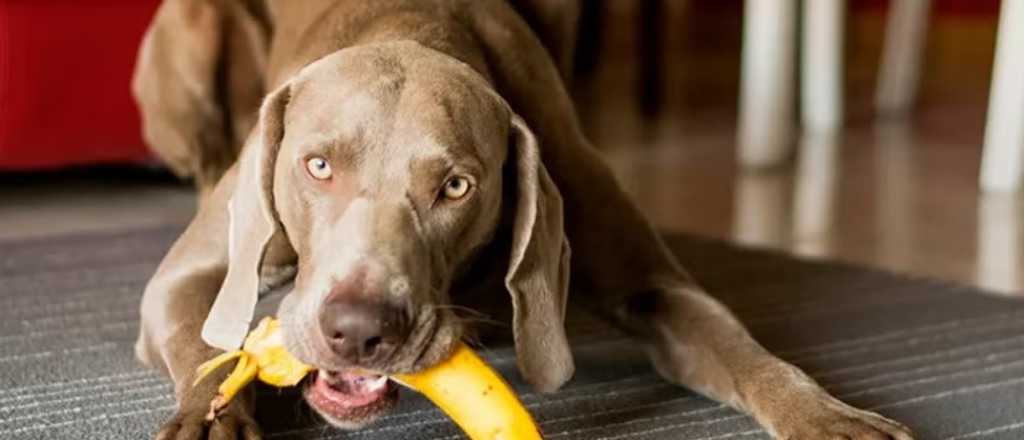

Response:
(793, 133), (840, 257)
(981, 0), (1024, 192)
(875, 0), (931, 116)
(801, 0), (845, 133)
(738, 0), (797, 168)
(977, 193), (1021, 292)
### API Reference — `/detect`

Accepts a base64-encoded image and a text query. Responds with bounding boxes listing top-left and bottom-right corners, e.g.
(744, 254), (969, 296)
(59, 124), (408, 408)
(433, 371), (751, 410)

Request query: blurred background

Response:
(1, 0), (1020, 294)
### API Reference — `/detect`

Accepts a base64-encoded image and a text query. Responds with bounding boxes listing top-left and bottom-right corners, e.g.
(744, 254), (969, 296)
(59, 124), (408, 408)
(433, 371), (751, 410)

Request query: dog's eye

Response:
(305, 157), (332, 180)
(442, 176), (472, 201)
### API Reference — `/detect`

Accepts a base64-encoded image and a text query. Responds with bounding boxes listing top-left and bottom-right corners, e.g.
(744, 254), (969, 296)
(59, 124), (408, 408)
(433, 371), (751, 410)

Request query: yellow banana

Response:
(394, 344), (543, 440)
(194, 317), (311, 420)
(211, 353), (258, 415)
(194, 317), (543, 439)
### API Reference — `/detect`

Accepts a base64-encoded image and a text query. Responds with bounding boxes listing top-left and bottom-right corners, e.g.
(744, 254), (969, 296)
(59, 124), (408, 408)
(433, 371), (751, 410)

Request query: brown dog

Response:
(132, 1), (915, 439)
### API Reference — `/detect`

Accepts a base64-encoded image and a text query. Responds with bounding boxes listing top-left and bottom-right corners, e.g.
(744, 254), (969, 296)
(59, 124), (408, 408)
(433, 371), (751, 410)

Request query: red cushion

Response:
(0, 0), (160, 170)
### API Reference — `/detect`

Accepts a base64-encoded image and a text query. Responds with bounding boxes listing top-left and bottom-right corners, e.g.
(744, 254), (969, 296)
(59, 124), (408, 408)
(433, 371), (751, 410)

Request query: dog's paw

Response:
(155, 408), (262, 440)
(768, 396), (913, 440)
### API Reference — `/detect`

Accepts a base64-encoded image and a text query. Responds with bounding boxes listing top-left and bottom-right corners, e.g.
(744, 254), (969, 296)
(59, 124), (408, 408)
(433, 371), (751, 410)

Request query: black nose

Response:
(320, 296), (409, 364)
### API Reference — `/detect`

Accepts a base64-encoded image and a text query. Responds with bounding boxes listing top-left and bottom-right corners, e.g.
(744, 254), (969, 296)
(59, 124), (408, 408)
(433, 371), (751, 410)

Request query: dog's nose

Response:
(320, 295), (408, 364)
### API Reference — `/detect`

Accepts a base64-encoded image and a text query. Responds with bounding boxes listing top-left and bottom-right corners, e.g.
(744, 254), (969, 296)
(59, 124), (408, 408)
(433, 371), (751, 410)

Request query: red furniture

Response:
(0, 0), (159, 170)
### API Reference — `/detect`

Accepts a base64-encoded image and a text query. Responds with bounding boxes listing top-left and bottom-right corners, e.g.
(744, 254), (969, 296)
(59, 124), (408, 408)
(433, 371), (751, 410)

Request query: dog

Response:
(132, 1), (915, 439)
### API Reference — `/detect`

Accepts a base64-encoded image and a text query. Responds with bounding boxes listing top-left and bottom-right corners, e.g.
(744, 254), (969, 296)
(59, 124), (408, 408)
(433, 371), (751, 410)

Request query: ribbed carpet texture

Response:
(2, 226), (1023, 439)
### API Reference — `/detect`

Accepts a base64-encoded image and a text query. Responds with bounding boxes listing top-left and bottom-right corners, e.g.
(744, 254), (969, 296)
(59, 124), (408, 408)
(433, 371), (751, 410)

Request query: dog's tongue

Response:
(313, 370), (390, 408)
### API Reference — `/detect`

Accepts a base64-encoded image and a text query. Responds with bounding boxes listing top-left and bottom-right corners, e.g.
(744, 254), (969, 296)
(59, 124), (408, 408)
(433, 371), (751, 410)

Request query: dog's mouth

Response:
(304, 369), (399, 427)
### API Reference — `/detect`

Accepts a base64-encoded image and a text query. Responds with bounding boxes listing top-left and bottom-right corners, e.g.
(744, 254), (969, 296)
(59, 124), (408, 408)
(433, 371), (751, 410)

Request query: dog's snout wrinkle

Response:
(325, 264), (370, 303)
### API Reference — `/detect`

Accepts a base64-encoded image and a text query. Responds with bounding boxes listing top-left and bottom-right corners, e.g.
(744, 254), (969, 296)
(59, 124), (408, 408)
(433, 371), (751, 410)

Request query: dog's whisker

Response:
(428, 304), (502, 325)
(430, 304), (488, 315)
(452, 315), (507, 328)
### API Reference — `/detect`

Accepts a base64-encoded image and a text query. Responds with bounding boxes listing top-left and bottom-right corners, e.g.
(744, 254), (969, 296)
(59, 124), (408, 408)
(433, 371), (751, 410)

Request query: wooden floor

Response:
(1, 6), (1020, 296)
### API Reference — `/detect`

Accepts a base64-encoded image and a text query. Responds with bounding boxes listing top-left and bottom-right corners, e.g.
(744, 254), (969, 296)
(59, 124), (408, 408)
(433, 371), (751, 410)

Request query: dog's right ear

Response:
(201, 83), (291, 351)
(504, 114), (574, 393)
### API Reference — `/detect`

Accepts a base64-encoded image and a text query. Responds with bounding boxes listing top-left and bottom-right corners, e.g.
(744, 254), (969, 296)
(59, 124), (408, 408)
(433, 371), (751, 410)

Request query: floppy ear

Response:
(201, 83), (291, 350)
(505, 114), (574, 392)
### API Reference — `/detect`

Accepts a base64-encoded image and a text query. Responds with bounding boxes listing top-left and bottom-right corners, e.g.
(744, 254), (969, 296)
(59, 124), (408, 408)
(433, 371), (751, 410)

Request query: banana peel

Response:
(193, 317), (543, 439)
(193, 317), (312, 420)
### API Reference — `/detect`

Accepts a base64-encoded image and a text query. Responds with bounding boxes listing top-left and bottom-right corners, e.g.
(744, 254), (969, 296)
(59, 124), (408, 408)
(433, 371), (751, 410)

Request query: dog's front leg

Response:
(139, 169), (269, 440)
(614, 286), (915, 439)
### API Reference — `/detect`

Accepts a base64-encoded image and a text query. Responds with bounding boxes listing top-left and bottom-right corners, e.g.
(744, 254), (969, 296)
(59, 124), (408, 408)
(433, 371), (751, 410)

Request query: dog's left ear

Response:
(505, 114), (574, 392)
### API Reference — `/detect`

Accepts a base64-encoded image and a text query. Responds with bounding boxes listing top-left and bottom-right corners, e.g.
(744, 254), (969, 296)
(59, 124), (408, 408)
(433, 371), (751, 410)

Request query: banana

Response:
(193, 317), (544, 439)
(394, 344), (543, 440)
(194, 317), (311, 420)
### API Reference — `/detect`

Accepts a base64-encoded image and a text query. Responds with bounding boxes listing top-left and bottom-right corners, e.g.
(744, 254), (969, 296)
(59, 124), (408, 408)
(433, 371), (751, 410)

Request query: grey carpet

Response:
(1, 226), (1023, 440)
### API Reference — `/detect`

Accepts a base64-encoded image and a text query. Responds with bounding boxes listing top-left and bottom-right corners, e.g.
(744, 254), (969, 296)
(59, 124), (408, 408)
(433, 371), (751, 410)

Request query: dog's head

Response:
(204, 42), (572, 427)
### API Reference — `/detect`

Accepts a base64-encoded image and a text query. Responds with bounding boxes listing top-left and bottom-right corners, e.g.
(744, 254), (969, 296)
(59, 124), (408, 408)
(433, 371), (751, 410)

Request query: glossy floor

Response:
(598, 117), (1024, 296)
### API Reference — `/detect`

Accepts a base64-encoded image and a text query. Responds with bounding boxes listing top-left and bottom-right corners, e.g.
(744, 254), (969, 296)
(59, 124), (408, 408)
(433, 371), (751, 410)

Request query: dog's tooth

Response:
(367, 375), (389, 391)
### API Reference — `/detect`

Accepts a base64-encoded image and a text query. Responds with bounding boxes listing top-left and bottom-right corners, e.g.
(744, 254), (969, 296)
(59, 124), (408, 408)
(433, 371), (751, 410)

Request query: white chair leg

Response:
(875, 0), (931, 116)
(734, 171), (790, 248)
(738, 0), (797, 168)
(977, 194), (1021, 293)
(793, 133), (839, 257)
(801, 0), (845, 133)
(981, 0), (1024, 192)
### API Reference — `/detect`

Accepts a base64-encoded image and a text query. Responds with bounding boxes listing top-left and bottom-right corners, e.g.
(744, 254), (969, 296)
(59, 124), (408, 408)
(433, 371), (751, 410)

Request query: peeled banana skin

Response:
(193, 317), (310, 420)
(193, 317), (544, 439)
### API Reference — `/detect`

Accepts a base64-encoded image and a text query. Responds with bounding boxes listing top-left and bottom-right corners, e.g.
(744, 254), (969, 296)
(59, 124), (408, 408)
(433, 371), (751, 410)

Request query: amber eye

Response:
(442, 176), (472, 200)
(306, 157), (332, 180)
